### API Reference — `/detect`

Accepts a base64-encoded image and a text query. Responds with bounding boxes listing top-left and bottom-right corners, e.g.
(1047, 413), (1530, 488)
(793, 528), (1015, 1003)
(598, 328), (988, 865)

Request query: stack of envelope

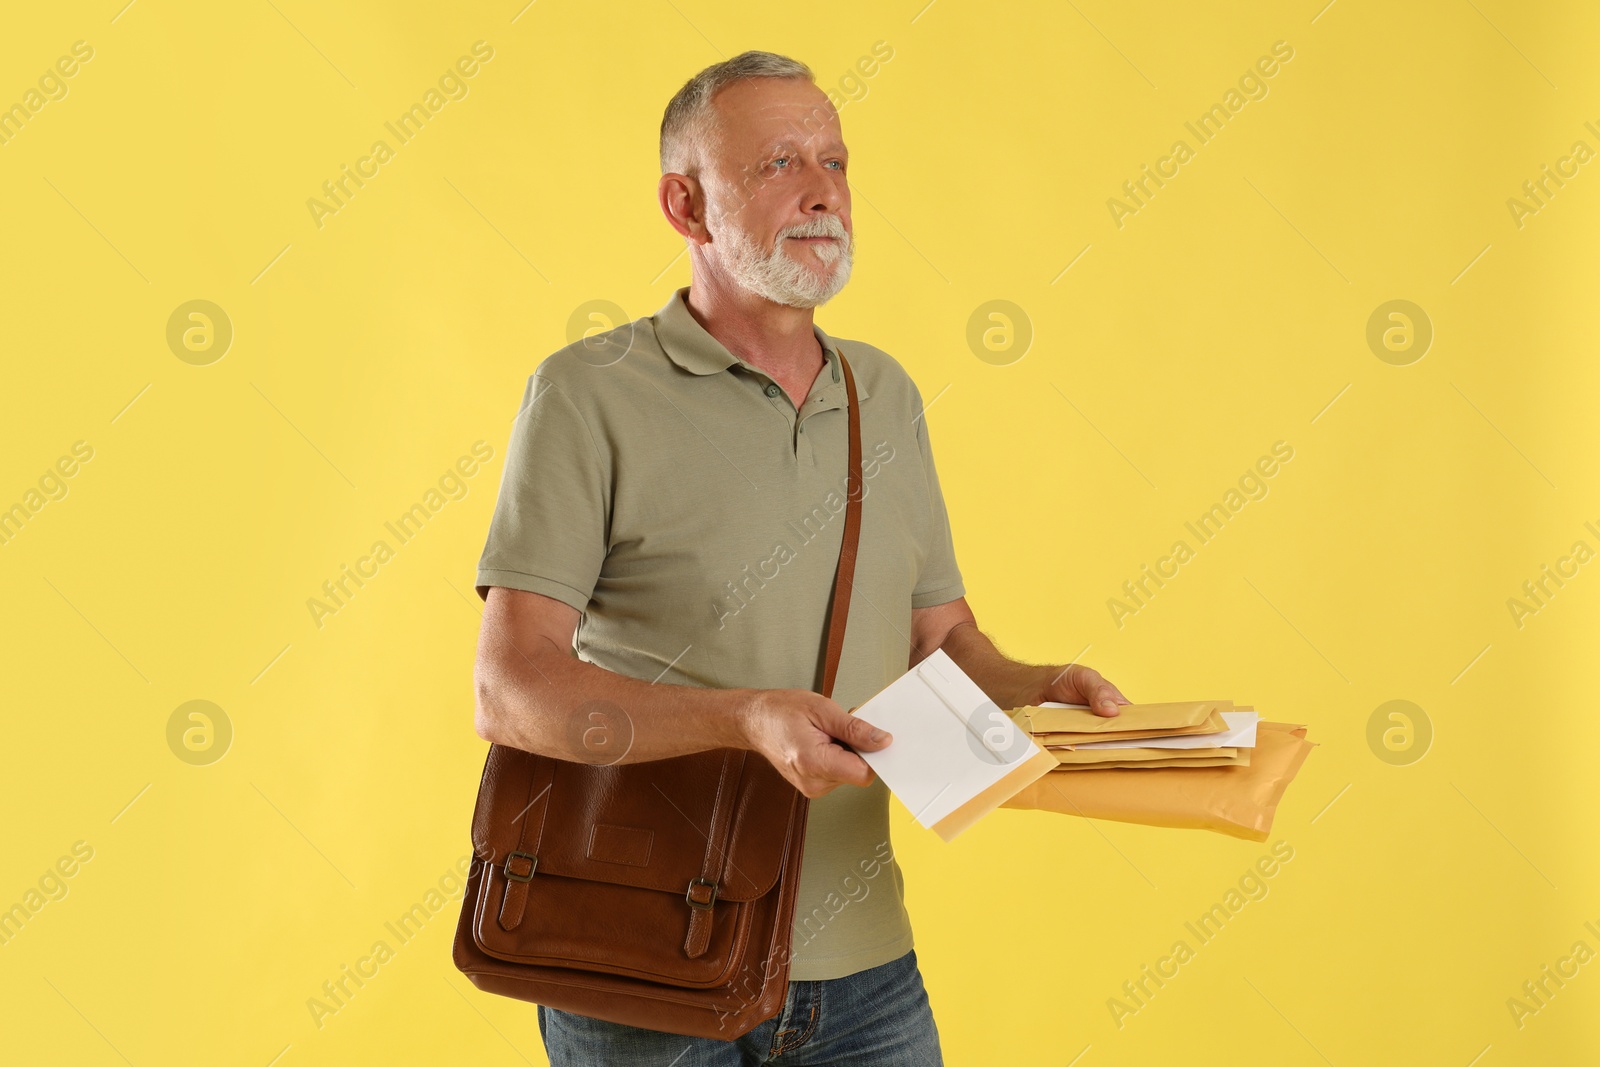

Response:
(999, 700), (1318, 840)
(845, 651), (1318, 842)
(1008, 700), (1259, 769)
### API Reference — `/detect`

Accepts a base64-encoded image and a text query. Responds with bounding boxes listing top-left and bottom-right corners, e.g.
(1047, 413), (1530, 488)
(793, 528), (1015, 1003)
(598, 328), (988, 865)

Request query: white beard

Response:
(709, 211), (854, 308)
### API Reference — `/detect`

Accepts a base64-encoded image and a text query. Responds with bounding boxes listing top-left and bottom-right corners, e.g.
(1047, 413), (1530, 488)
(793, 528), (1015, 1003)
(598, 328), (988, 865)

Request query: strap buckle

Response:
(685, 877), (718, 910)
(503, 851), (538, 883)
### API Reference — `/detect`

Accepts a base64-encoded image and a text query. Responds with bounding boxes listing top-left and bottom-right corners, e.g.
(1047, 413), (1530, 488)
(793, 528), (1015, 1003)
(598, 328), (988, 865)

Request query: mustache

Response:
(781, 217), (848, 241)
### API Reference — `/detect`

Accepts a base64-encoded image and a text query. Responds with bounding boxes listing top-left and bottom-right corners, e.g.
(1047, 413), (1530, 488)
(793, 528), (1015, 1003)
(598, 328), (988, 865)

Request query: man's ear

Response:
(658, 173), (711, 246)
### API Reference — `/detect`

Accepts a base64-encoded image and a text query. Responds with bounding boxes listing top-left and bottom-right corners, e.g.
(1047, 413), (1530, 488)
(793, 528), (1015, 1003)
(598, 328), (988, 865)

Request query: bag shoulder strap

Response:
(820, 350), (863, 701)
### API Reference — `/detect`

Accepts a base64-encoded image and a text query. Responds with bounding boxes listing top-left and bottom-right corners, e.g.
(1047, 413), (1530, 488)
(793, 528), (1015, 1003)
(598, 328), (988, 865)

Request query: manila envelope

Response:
(1049, 745), (1237, 765)
(1070, 750), (1253, 770)
(1009, 701), (1232, 747)
(999, 722), (1315, 841)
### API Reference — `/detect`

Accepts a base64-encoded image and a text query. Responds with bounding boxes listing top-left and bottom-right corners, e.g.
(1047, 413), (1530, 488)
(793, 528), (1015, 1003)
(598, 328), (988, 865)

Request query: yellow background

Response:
(2, 0), (1597, 1063)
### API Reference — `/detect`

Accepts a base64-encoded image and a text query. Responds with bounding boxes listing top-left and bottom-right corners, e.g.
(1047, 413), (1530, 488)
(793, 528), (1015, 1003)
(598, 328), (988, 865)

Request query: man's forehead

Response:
(759, 127), (848, 152)
(713, 82), (844, 149)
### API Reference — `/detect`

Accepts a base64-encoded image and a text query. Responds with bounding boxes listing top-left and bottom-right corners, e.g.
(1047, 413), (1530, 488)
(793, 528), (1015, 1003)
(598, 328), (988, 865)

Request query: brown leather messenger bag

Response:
(452, 352), (865, 1039)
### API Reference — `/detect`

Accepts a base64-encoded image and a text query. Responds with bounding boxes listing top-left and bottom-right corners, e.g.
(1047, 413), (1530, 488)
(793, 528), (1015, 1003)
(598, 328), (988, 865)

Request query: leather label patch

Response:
(587, 823), (653, 867)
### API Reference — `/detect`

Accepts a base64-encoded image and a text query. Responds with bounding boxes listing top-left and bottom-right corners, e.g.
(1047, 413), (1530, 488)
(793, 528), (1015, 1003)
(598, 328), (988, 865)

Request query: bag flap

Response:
(470, 745), (798, 902)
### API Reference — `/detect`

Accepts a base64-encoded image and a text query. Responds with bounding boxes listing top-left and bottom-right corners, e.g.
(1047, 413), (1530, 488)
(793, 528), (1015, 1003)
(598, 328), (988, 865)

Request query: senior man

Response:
(471, 50), (1130, 1066)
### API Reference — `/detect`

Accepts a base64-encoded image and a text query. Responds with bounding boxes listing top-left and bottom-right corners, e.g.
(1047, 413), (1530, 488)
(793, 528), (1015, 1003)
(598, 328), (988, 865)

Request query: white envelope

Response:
(848, 650), (1057, 841)
(1067, 710), (1260, 750)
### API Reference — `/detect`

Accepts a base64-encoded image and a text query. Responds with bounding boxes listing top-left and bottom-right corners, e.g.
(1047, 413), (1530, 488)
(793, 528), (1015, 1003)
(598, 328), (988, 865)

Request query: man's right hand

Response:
(735, 689), (894, 798)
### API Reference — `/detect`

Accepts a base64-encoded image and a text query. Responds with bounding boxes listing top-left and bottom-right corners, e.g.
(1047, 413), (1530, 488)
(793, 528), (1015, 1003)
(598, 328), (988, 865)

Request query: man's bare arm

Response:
(909, 597), (1129, 715)
(473, 586), (892, 797)
(473, 585), (748, 761)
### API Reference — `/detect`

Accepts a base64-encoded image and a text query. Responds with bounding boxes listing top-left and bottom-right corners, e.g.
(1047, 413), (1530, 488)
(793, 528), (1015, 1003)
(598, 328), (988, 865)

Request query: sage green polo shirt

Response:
(475, 284), (965, 982)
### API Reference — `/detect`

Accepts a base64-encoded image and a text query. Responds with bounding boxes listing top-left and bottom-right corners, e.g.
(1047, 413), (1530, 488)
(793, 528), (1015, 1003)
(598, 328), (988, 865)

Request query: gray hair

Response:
(659, 50), (814, 177)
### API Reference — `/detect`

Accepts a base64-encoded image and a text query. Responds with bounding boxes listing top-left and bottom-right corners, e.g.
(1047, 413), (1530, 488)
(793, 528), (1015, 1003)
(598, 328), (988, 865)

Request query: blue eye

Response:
(771, 156), (845, 171)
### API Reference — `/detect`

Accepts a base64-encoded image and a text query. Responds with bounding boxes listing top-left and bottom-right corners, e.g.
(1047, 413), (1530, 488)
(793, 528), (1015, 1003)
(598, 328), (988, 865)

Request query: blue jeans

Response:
(537, 947), (944, 1066)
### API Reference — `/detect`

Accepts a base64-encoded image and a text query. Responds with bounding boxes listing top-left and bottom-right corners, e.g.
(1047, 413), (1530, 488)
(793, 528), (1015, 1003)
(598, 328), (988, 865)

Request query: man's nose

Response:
(801, 172), (847, 218)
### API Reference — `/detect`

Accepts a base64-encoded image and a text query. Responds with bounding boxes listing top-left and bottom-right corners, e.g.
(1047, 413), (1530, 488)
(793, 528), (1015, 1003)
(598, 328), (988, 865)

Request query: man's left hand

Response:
(1042, 663), (1130, 718)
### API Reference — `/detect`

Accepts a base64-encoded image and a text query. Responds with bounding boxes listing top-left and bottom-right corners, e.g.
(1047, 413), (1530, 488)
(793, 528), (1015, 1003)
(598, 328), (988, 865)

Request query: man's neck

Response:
(683, 278), (824, 382)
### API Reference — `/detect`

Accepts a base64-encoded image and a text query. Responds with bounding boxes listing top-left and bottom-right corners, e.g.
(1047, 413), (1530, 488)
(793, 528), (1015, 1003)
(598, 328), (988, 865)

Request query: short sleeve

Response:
(910, 400), (965, 609)
(475, 372), (610, 612)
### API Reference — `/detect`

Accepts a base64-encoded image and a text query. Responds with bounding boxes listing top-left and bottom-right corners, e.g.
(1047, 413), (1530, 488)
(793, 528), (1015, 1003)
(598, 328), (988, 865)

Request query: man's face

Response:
(699, 77), (853, 308)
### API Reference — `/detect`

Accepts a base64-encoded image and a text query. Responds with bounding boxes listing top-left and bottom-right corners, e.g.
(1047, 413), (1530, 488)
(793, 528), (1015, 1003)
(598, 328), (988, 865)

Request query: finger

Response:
(840, 751), (876, 788)
(1085, 673), (1122, 716)
(1062, 663), (1112, 708)
(827, 707), (893, 750)
(813, 743), (876, 788)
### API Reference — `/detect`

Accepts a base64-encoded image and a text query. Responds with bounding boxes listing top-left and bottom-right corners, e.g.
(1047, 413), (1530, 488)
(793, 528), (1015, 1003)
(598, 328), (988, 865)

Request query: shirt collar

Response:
(651, 285), (869, 400)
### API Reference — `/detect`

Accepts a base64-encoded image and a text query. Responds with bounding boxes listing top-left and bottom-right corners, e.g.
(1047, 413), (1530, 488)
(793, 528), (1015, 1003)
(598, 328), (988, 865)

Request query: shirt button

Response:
(764, 383), (781, 397)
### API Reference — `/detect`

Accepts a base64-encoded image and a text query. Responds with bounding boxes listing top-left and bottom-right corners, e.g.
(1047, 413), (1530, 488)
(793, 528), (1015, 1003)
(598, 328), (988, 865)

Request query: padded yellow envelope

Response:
(1011, 702), (1231, 747)
(999, 721), (1315, 841)
(1067, 750), (1253, 770)
(1049, 745), (1237, 765)
(1011, 699), (1231, 734)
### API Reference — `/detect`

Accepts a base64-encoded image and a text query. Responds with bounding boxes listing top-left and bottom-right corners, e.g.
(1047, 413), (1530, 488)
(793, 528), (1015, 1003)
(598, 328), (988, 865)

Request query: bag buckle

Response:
(503, 851), (538, 883)
(685, 877), (718, 910)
